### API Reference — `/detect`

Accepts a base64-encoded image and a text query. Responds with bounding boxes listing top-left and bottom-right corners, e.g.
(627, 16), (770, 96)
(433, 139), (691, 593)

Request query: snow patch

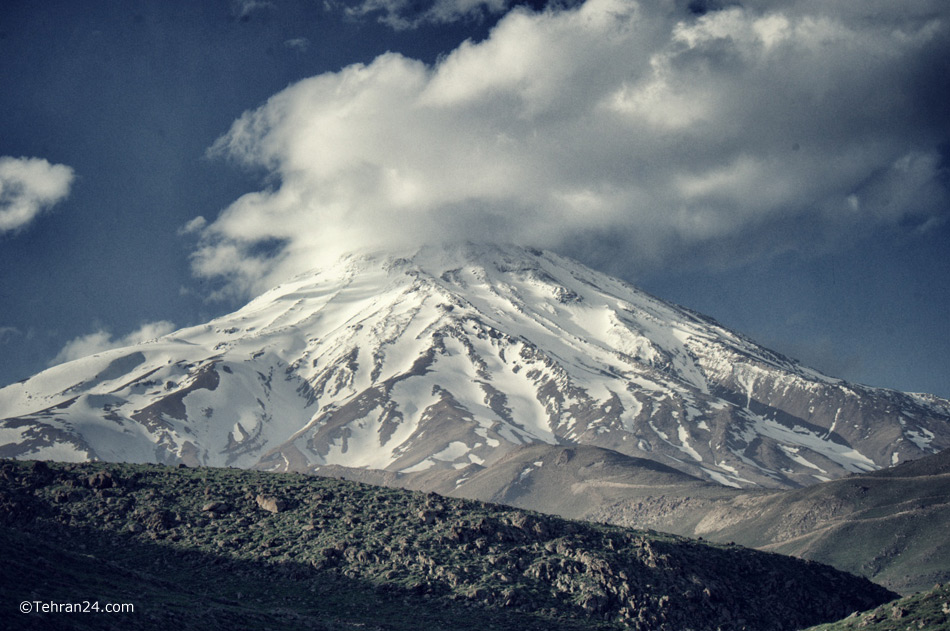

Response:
(432, 441), (470, 462)
(401, 458), (434, 473)
(778, 444), (827, 473)
(905, 426), (935, 450)
(677, 425), (703, 462)
(700, 467), (741, 488)
(750, 414), (877, 474)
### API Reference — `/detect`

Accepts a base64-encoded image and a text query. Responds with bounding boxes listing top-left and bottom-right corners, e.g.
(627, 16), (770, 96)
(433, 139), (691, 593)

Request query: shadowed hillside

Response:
(1, 459), (894, 630)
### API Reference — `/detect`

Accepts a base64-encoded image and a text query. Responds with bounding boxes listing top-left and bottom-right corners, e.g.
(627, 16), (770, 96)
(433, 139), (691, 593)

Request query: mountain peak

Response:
(1, 245), (948, 489)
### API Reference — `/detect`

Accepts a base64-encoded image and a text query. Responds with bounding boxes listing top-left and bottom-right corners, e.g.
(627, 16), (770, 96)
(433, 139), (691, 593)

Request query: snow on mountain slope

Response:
(1, 243), (948, 488)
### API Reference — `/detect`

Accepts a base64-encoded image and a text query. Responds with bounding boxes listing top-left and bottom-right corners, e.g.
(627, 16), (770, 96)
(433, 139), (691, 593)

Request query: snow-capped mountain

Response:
(1, 243), (948, 488)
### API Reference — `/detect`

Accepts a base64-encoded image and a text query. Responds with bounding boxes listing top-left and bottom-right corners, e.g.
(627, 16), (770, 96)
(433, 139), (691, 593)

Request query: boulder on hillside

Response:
(86, 471), (115, 489)
(256, 494), (286, 514)
(201, 500), (230, 514)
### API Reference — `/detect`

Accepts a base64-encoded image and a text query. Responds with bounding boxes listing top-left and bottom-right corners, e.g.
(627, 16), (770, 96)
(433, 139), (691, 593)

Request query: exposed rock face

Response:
(1, 244), (948, 490)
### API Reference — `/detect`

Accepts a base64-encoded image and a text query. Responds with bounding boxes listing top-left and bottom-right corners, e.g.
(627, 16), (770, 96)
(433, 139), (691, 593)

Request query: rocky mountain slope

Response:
(2, 244), (948, 491)
(1, 459), (896, 631)
(313, 444), (950, 595)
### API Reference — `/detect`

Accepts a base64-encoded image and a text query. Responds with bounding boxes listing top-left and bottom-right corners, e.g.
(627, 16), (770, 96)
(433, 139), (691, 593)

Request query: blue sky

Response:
(1, 0), (948, 399)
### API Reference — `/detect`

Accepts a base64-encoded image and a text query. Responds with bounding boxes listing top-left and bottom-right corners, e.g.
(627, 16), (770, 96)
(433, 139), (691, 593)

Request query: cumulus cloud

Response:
(195, 0), (950, 296)
(0, 156), (75, 235)
(50, 321), (177, 366)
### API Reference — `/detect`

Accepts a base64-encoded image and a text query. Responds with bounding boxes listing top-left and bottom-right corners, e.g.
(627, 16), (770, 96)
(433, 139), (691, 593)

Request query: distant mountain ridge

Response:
(408, 442), (950, 595)
(1, 243), (948, 490)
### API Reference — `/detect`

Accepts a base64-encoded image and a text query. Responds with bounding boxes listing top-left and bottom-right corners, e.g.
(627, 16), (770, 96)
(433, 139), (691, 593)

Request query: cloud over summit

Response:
(195, 0), (950, 296)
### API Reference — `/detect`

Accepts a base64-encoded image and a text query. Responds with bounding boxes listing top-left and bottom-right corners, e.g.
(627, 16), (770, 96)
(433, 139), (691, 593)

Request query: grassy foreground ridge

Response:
(1, 459), (896, 630)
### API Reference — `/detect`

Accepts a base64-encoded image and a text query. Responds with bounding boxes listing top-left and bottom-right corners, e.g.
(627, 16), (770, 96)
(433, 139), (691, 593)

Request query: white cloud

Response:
(284, 37), (310, 52)
(0, 156), (75, 235)
(342, 0), (511, 29)
(196, 0), (950, 296)
(50, 321), (177, 365)
(232, 0), (275, 19)
(178, 215), (208, 235)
